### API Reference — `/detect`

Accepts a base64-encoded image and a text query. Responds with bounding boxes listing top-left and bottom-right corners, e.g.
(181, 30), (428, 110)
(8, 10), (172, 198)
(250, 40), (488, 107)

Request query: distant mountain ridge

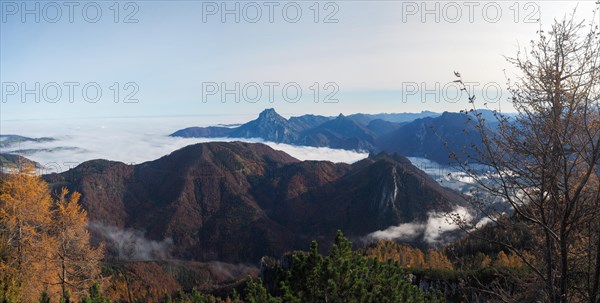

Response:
(347, 111), (440, 124)
(0, 134), (55, 148)
(44, 142), (467, 263)
(377, 111), (486, 164)
(171, 109), (439, 148)
(171, 108), (496, 164)
(0, 153), (41, 172)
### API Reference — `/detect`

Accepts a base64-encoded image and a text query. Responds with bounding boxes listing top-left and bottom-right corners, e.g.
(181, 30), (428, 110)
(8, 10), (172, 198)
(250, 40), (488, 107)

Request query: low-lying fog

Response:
(1, 116), (369, 174)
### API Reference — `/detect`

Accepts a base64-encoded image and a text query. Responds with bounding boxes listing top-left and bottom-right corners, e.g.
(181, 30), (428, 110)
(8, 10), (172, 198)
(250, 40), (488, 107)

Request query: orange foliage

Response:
(52, 187), (104, 300)
(0, 165), (57, 301)
(364, 240), (453, 270)
(494, 251), (525, 269)
(425, 248), (453, 270)
(0, 165), (103, 302)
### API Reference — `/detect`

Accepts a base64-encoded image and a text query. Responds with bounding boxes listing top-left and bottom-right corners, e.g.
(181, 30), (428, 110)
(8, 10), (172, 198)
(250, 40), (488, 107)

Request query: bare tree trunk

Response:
(545, 229), (557, 303)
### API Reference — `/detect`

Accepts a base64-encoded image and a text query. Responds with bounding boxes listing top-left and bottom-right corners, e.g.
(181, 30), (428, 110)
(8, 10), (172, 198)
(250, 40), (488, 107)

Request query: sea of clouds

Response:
(0, 115), (368, 174)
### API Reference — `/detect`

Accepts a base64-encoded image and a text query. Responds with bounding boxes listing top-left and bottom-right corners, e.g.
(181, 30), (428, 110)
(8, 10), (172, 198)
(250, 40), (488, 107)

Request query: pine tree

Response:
(39, 290), (51, 303)
(261, 231), (444, 302)
(79, 283), (110, 303)
(244, 278), (280, 303)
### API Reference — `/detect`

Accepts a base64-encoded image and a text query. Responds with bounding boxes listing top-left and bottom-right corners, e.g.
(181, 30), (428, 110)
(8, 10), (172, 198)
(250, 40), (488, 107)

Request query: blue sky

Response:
(1, 0), (598, 122)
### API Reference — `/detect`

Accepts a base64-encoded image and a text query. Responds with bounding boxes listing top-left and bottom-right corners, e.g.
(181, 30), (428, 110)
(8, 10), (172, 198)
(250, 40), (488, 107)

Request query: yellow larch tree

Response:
(0, 164), (58, 302)
(494, 251), (511, 268)
(0, 165), (104, 302)
(52, 187), (104, 300)
(425, 248), (453, 270)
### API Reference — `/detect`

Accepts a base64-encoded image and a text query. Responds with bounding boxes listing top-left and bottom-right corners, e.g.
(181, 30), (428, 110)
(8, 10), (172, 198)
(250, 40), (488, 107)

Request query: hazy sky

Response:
(1, 1), (599, 122)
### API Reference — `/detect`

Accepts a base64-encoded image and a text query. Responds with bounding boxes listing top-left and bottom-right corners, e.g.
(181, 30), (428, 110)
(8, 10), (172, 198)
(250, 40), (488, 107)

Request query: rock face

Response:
(229, 109), (299, 143)
(44, 142), (466, 263)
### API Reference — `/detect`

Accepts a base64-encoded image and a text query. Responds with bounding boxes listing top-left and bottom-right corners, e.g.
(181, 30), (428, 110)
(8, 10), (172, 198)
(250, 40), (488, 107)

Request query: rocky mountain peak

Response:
(258, 108), (285, 122)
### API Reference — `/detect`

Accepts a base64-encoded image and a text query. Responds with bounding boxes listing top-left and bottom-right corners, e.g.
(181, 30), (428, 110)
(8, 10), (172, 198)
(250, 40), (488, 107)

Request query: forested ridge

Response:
(0, 165), (531, 302)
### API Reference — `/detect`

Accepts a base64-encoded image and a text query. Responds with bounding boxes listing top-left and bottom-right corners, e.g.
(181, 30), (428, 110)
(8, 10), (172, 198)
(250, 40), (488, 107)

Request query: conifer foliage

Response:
(0, 165), (103, 302)
(53, 188), (104, 300)
(251, 231), (444, 303)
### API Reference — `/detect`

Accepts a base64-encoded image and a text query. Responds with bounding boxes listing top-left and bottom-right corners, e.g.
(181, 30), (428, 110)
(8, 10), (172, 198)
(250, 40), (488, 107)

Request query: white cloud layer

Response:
(0, 117), (368, 174)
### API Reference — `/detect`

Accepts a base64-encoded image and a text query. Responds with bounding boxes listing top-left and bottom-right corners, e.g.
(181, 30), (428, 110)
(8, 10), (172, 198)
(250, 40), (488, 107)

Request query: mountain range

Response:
(171, 109), (492, 164)
(0, 134), (55, 148)
(44, 142), (467, 263)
